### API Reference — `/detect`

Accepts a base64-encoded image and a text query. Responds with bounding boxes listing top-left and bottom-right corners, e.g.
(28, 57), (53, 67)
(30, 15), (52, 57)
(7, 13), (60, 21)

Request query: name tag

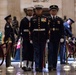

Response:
(57, 21), (60, 24)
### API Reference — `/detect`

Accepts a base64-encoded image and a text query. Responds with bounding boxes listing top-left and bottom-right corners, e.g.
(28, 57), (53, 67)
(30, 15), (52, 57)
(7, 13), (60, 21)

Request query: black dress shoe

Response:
(22, 67), (28, 71)
(36, 68), (42, 72)
(61, 62), (66, 64)
(27, 67), (32, 71)
(48, 67), (52, 71)
(36, 68), (39, 72)
(38, 69), (42, 72)
(53, 68), (56, 71)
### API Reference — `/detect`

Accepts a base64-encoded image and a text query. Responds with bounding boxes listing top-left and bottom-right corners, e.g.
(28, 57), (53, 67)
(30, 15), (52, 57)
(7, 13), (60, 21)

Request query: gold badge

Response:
(57, 21), (60, 24)
(53, 28), (55, 31)
(41, 18), (46, 22)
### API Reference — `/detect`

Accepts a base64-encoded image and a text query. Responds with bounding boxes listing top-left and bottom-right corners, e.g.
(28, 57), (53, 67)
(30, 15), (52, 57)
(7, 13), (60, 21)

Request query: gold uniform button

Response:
(53, 28), (55, 31)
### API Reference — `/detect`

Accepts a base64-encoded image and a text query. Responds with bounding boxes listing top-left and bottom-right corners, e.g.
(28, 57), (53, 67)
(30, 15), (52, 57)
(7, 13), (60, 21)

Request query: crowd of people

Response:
(4, 5), (75, 72)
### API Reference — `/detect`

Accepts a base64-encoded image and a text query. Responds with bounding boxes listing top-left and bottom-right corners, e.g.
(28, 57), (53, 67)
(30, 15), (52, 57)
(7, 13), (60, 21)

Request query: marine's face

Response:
(7, 17), (12, 23)
(27, 10), (33, 16)
(35, 9), (43, 16)
(50, 9), (58, 16)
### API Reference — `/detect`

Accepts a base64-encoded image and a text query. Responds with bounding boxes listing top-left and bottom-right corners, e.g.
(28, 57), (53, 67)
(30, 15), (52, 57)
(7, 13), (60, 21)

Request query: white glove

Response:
(60, 38), (64, 43)
(68, 37), (71, 40)
(66, 39), (69, 43)
(30, 40), (33, 44)
(73, 38), (75, 44)
(47, 39), (50, 43)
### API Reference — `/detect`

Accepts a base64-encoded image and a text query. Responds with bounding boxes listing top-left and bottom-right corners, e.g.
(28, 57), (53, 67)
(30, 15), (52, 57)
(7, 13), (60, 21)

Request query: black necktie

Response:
(53, 16), (55, 20)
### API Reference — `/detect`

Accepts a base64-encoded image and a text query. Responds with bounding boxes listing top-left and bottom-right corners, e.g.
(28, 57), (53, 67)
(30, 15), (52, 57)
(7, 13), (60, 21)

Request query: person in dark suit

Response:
(48, 5), (64, 71)
(19, 7), (34, 71)
(12, 16), (19, 36)
(64, 18), (74, 36)
(4, 15), (15, 67)
(60, 18), (74, 64)
(30, 5), (49, 72)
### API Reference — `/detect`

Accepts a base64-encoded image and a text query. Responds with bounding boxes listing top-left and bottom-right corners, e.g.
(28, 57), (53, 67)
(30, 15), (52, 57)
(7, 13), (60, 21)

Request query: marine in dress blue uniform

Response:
(19, 7), (34, 71)
(60, 18), (74, 64)
(4, 15), (15, 44)
(4, 15), (15, 67)
(30, 5), (49, 72)
(48, 5), (64, 71)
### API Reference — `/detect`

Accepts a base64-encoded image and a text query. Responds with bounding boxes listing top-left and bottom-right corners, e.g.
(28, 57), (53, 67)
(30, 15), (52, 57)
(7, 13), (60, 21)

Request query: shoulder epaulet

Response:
(32, 15), (36, 19)
(42, 15), (46, 17)
(43, 15), (49, 18)
(57, 16), (61, 19)
(21, 17), (26, 21)
(48, 16), (51, 18)
(57, 16), (63, 20)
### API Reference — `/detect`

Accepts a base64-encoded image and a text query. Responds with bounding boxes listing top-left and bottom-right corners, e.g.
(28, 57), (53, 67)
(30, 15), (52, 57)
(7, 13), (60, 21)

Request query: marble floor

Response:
(0, 61), (76, 75)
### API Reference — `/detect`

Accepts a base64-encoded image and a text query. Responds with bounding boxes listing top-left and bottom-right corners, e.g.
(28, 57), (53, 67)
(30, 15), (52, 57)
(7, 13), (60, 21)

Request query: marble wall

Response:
(0, 0), (76, 36)
(0, 0), (7, 33)
(62, 0), (75, 35)
(20, 0), (62, 17)
(7, 0), (21, 24)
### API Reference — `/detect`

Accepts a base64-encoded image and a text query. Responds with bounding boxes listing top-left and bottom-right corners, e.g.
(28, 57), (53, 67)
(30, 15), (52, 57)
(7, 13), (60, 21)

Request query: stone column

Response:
(0, 0), (8, 33)
(7, 0), (21, 23)
(62, 0), (75, 36)
(74, 0), (76, 36)
(20, 0), (63, 17)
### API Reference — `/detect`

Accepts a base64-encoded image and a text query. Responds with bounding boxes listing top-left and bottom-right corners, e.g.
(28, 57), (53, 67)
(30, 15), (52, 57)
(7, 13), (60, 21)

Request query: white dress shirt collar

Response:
(51, 15), (57, 19)
(26, 16), (33, 21)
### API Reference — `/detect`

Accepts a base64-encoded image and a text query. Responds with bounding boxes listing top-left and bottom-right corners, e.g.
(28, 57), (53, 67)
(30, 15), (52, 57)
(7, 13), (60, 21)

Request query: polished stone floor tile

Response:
(0, 62), (76, 75)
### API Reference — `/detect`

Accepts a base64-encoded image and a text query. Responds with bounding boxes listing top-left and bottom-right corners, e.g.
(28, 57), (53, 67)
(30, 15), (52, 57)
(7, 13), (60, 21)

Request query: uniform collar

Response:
(51, 15), (57, 19)
(35, 14), (43, 17)
(26, 16), (33, 21)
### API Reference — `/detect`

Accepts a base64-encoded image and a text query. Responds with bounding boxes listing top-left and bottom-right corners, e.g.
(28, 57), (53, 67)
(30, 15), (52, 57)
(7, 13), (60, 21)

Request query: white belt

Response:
(33, 29), (45, 31)
(23, 29), (29, 32)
